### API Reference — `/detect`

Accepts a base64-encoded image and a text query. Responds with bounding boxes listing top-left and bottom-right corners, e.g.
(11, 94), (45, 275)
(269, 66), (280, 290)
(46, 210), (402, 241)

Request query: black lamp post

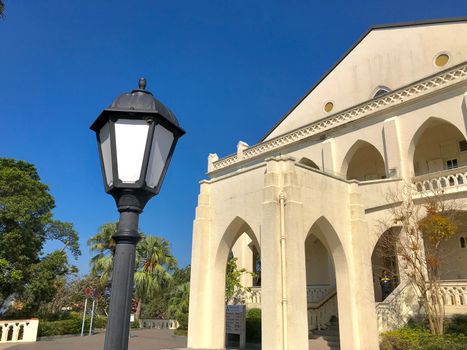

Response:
(90, 78), (185, 350)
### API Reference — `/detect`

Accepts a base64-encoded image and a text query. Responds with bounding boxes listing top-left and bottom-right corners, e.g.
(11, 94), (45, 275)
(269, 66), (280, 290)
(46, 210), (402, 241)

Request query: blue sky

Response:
(1, 1), (466, 274)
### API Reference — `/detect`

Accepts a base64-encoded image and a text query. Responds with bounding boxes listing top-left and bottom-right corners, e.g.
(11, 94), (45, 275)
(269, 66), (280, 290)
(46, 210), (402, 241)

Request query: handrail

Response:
(308, 288), (337, 310)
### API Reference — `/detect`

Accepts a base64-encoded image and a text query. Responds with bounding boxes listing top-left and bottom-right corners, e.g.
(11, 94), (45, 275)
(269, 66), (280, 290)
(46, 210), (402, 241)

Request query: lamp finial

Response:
(138, 77), (147, 90)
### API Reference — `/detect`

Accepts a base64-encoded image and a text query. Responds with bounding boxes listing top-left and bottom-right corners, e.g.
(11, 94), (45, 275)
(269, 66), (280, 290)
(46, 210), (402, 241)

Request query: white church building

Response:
(187, 18), (467, 350)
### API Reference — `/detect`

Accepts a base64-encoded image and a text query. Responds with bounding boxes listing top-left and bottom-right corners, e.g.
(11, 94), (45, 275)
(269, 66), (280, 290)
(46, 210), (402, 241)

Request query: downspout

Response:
(279, 191), (288, 350)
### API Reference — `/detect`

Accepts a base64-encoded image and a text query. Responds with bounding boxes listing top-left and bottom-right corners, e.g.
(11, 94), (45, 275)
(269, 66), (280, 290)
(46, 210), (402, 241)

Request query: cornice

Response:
(210, 61), (467, 174)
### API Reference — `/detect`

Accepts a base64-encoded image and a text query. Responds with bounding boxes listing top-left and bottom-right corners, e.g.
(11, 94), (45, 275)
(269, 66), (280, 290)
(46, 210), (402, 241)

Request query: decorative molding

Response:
(211, 62), (467, 173)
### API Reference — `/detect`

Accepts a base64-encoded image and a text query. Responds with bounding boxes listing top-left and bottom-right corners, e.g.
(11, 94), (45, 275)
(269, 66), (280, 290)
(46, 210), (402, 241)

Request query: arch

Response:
(215, 216), (260, 270)
(305, 216), (353, 346)
(371, 227), (401, 302)
(298, 157), (320, 170)
(409, 117), (467, 176)
(306, 217), (348, 283)
(341, 140), (387, 181)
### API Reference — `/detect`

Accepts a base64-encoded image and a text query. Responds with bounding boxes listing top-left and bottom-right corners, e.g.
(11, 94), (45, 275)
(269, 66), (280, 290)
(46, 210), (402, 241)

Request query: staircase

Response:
(309, 318), (340, 350)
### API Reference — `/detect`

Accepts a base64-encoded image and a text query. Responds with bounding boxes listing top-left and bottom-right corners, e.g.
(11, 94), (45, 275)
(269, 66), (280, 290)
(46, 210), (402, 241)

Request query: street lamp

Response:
(90, 78), (185, 350)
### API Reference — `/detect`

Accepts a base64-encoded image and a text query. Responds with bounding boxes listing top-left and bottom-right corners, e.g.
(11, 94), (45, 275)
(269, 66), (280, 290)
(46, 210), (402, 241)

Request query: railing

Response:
(0, 319), (39, 343)
(211, 62), (467, 173)
(307, 288), (338, 330)
(375, 281), (420, 332)
(376, 280), (467, 332)
(413, 166), (467, 193)
(139, 319), (179, 330)
(439, 280), (467, 315)
(307, 284), (333, 304)
(243, 286), (262, 306)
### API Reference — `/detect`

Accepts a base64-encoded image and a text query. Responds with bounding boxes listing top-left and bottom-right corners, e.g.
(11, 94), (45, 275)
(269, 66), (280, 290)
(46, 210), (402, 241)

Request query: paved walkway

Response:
(0, 329), (187, 350)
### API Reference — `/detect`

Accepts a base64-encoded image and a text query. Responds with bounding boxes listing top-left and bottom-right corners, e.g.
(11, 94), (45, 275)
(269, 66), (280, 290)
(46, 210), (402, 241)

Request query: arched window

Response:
(373, 86), (391, 98)
(298, 157), (320, 170)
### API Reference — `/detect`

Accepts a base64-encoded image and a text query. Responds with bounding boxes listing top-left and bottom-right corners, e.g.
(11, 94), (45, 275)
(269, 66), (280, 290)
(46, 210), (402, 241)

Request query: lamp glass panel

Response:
(145, 124), (174, 188)
(115, 119), (149, 183)
(99, 122), (113, 186)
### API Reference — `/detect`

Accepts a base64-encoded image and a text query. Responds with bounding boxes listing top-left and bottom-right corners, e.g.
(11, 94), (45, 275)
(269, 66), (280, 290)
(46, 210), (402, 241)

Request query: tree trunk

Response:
(135, 299), (142, 321)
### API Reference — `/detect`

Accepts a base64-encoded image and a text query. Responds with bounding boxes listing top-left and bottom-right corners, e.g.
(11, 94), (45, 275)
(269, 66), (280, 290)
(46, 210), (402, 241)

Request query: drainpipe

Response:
(279, 191), (288, 350)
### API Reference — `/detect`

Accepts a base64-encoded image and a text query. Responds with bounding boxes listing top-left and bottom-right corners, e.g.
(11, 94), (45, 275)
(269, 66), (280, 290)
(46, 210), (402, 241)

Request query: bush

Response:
(38, 313), (107, 337)
(380, 326), (467, 350)
(246, 308), (261, 343)
(445, 314), (467, 336)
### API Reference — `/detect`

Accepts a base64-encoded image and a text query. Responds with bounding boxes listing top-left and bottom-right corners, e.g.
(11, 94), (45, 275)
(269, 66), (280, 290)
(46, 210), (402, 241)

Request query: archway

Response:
(341, 140), (386, 180)
(215, 217), (261, 348)
(371, 228), (401, 302)
(305, 217), (353, 348)
(410, 117), (467, 176)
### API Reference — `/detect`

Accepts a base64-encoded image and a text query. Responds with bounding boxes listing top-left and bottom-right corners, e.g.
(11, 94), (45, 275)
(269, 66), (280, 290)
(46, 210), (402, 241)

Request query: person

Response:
(380, 270), (392, 300)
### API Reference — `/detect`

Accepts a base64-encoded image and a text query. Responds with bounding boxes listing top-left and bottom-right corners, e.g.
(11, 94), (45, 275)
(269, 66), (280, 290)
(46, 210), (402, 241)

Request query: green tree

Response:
(88, 222), (117, 286)
(0, 1), (4, 18)
(166, 266), (190, 329)
(225, 256), (253, 304)
(134, 236), (177, 320)
(0, 158), (80, 314)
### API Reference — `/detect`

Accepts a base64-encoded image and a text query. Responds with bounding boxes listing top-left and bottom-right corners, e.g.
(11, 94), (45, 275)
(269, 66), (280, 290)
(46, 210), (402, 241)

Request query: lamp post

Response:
(90, 78), (185, 350)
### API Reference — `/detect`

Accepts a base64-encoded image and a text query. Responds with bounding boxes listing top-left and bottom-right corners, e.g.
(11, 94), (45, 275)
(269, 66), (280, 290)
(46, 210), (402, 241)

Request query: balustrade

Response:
(0, 319), (39, 343)
(139, 319), (179, 330)
(307, 284), (332, 304)
(438, 280), (467, 314)
(376, 280), (467, 332)
(413, 166), (467, 193)
(307, 290), (338, 331)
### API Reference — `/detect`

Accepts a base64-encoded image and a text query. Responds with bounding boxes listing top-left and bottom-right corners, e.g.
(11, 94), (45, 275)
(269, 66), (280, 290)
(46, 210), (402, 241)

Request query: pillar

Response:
(346, 183), (379, 350)
(187, 181), (224, 349)
(261, 156), (308, 350)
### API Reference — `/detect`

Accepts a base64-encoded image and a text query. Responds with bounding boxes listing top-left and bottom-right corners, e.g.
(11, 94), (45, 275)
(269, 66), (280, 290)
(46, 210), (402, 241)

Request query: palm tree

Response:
(133, 236), (177, 320)
(0, 1), (5, 18)
(87, 222), (118, 286)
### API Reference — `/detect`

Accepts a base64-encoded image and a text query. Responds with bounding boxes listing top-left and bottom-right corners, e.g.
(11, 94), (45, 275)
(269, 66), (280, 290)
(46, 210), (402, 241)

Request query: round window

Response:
(324, 102), (334, 113)
(434, 53), (450, 67)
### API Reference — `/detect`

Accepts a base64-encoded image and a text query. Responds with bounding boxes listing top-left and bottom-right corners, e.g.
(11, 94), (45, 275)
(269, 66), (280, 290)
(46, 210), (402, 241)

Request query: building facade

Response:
(188, 19), (467, 350)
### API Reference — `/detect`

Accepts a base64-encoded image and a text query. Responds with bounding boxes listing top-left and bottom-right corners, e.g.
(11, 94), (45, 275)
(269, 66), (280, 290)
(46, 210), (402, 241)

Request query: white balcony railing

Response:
(439, 280), (467, 315)
(241, 285), (334, 307)
(139, 319), (179, 330)
(413, 166), (467, 193)
(0, 319), (39, 343)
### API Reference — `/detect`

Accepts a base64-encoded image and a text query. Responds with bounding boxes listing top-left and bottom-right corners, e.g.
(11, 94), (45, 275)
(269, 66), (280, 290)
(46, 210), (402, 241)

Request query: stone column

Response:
(261, 156), (308, 350)
(383, 117), (405, 178)
(187, 181), (222, 349)
(322, 138), (336, 175)
(346, 183), (379, 350)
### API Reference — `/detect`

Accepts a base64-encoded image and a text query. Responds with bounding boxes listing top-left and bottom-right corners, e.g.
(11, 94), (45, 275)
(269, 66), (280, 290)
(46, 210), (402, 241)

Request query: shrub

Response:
(445, 314), (467, 336)
(246, 308), (261, 343)
(38, 313), (107, 337)
(380, 326), (467, 350)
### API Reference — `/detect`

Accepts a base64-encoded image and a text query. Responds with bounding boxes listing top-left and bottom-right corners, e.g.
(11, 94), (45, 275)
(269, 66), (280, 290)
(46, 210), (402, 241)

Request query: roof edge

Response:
(260, 16), (467, 142)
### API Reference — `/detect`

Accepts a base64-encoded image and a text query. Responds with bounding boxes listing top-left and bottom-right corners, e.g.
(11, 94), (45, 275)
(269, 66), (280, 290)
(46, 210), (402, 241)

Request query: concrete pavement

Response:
(0, 329), (187, 350)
